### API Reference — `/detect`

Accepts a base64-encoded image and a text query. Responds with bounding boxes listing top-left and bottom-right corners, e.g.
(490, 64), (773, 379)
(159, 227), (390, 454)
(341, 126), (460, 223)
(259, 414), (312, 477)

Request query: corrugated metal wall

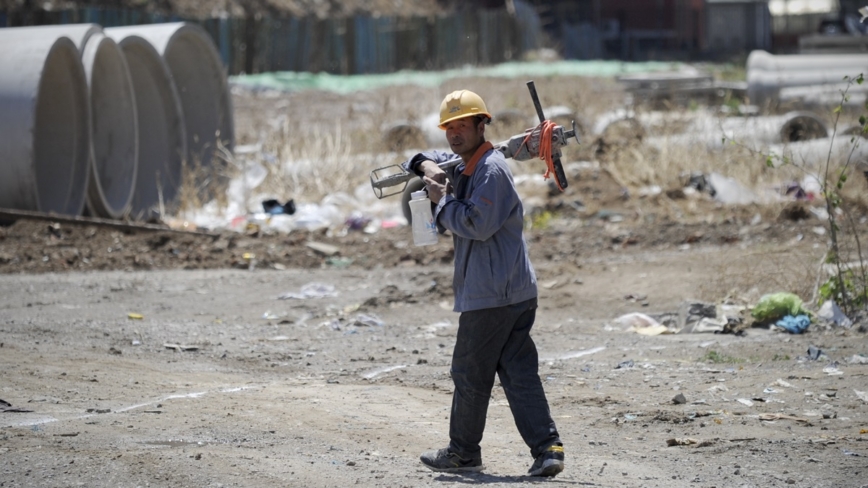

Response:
(0, 6), (531, 75)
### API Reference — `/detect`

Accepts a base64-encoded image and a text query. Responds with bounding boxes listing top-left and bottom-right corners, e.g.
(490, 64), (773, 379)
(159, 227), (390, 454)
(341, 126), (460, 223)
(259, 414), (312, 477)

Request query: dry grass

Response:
(219, 72), (866, 220)
(263, 121), (355, 200)
(176, 151), (234, 214)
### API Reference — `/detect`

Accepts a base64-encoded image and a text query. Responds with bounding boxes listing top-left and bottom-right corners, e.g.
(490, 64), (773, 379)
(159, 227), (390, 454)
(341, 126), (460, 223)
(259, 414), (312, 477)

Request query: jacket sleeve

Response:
(434, 162), (518, 241)
(401, 150), (455, 177)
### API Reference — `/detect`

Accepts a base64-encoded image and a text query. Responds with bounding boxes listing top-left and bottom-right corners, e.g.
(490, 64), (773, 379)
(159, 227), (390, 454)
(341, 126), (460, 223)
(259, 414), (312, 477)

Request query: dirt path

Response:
(3, 79), (868, 487)
(2, 239), (867, 487)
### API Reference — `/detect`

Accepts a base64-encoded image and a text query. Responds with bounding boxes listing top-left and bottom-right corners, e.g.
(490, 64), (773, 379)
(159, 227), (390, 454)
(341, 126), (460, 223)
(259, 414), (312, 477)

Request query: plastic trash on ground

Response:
(751, 292), (809, 324)
(707, 172), (760, 205)
(613, 312), (672, 335)
(848, 354), (868, 364)
(262, 199), (296, 215)
(352, 313), (384, 327)
(774, 314), (811, 334)
(817, 300), (853, 328)
(278, 282), (338, 300)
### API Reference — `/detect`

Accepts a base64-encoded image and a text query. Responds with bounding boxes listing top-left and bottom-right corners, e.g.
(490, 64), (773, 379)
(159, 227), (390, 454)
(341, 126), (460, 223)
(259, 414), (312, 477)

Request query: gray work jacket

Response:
(404, 144), (538, 312)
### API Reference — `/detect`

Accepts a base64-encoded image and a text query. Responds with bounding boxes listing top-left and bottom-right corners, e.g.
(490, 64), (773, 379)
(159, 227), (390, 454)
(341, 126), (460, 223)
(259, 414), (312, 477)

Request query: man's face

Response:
(443, 117), (484, 159)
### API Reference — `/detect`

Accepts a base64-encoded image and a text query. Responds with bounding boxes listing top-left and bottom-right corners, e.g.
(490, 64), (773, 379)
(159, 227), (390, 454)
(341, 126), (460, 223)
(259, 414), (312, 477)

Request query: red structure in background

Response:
(514, 0), (708, 60)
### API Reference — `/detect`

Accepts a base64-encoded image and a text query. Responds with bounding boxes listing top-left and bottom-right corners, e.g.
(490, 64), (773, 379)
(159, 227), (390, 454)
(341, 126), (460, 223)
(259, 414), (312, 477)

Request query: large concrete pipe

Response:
(380, 121), (426, 152)
(5, 23), (102, 50)
(748, 69), (866, 106)
(645, 112), (829, 151)
(768, 137), (868, 170)
(746, 50), (868, 106)
(0, 35), (89, 215)
(701, 112), (829, 146)
(104, 31), (187, 218)
(779, 84), (868, 109)
(7, 24), (139, 219)
(81, 32), (138, 218)
(747, 50), (868, 73)
(106, 23), (234, 171)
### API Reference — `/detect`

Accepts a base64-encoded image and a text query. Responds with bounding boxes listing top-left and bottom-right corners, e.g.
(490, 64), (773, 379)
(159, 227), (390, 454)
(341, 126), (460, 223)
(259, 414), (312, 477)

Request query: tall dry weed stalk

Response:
(176, 141), (235, 214)
(259, 121), (364, 202)
(813, 75), (868, 314)
(735, 74), (868, 313)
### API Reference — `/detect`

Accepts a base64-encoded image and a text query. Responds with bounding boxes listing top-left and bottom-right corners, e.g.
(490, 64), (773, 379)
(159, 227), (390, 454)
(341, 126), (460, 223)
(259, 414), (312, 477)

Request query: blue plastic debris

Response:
(775, 314), (811, 334)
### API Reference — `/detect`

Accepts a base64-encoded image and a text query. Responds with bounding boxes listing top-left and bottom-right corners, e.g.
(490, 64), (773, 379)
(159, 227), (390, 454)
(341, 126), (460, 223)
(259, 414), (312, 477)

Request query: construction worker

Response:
(402, 90), (564, 477)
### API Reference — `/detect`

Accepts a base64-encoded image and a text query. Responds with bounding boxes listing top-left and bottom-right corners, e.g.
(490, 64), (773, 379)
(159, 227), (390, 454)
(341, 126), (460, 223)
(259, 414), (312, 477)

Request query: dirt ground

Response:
(3, 81), (868, 488)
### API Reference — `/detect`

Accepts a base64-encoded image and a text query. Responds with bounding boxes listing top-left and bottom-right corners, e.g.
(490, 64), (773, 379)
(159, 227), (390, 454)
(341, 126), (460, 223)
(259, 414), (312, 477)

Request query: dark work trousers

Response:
(447, 297), (561, 460)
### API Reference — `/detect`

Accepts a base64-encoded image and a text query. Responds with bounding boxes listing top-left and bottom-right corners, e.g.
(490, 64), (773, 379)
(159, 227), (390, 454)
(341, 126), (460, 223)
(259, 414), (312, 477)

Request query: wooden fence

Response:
(0, 7), (536, 75)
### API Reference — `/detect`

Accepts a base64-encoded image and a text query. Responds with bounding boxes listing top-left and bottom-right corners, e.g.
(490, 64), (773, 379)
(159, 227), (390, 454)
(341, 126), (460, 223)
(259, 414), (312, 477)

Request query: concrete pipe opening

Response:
(106, 33), (186, 219)
(107, 23), (234, 171)
(0, 36), (89, 215)
(779, 112), (829, 143)
(381, 122), (425, 152)
(82, 32), (138, 219)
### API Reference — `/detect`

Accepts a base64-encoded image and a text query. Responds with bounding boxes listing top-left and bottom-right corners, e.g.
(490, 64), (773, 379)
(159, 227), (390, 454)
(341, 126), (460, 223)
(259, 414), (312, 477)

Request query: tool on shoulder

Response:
(369, 81), (579, 199)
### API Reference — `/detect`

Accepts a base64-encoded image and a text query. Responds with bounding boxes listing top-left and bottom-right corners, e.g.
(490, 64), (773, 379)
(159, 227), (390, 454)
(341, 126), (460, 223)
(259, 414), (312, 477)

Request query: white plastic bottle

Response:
(409, 190), (438, 246)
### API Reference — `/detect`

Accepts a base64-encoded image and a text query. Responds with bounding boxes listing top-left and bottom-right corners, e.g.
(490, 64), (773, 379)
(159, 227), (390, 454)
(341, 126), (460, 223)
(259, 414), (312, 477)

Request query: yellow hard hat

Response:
(438, 90), (492, 129)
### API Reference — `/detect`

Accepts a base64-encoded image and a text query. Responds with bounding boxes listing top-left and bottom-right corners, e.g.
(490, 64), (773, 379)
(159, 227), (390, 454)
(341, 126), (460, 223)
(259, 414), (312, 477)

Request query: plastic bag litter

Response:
(774, 314), (811, 334)
(848, 355), (868, 365)
(707, 172), (760, 205)
(352, 313), (384, 327)
(613, 312), (671, 335)
(751, 292), (809, 323)
(278, 282), (338, 300)
(817, 300), (853, 328)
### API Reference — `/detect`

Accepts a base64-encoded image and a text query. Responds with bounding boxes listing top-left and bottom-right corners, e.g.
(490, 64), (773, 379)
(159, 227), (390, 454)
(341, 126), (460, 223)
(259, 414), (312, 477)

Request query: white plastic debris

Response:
(278, 282), (338, 300)
(353, 313), (384, 327)
(707, 173), (759, 205)
(817, 300), (853, 328)
(613, 312), (670, 335)
(823, 366), (844, 376)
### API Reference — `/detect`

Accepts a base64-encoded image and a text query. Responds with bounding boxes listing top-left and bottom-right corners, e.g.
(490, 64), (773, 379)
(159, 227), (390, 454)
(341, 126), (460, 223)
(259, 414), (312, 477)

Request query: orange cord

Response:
(521, 120), (564, 191)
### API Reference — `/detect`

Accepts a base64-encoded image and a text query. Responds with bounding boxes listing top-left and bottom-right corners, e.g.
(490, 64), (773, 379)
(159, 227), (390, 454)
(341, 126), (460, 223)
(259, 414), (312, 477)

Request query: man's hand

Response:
(418, 160), (447, 185)
(423, 176), (452, 204)
(418, 160), (451, 204)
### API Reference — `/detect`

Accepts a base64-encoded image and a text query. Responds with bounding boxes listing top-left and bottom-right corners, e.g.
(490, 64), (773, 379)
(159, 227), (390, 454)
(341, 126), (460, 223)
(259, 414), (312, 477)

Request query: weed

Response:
(529, 210), (553, 230)
(702, 350), (744, 364)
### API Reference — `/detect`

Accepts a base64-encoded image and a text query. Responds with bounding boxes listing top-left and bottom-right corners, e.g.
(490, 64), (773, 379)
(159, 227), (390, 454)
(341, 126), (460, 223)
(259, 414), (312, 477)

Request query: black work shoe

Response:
(420, 448), (484, 473)
(528, 444), (564, 477)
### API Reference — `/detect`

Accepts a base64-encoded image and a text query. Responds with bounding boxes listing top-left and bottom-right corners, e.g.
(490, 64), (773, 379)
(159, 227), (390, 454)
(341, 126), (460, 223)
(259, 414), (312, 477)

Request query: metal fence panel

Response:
(0, 7), (536, 75)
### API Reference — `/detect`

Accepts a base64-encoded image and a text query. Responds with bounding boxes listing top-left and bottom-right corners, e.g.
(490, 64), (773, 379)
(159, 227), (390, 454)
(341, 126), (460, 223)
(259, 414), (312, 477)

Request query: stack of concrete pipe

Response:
(747, 50), (868, 107)
(0, 22), (233, 219)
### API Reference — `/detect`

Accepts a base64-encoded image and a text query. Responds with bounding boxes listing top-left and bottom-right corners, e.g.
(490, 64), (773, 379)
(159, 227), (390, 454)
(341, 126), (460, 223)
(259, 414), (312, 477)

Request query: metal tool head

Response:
(370, 165), (409, 199)
(566, 120), (581, 146)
